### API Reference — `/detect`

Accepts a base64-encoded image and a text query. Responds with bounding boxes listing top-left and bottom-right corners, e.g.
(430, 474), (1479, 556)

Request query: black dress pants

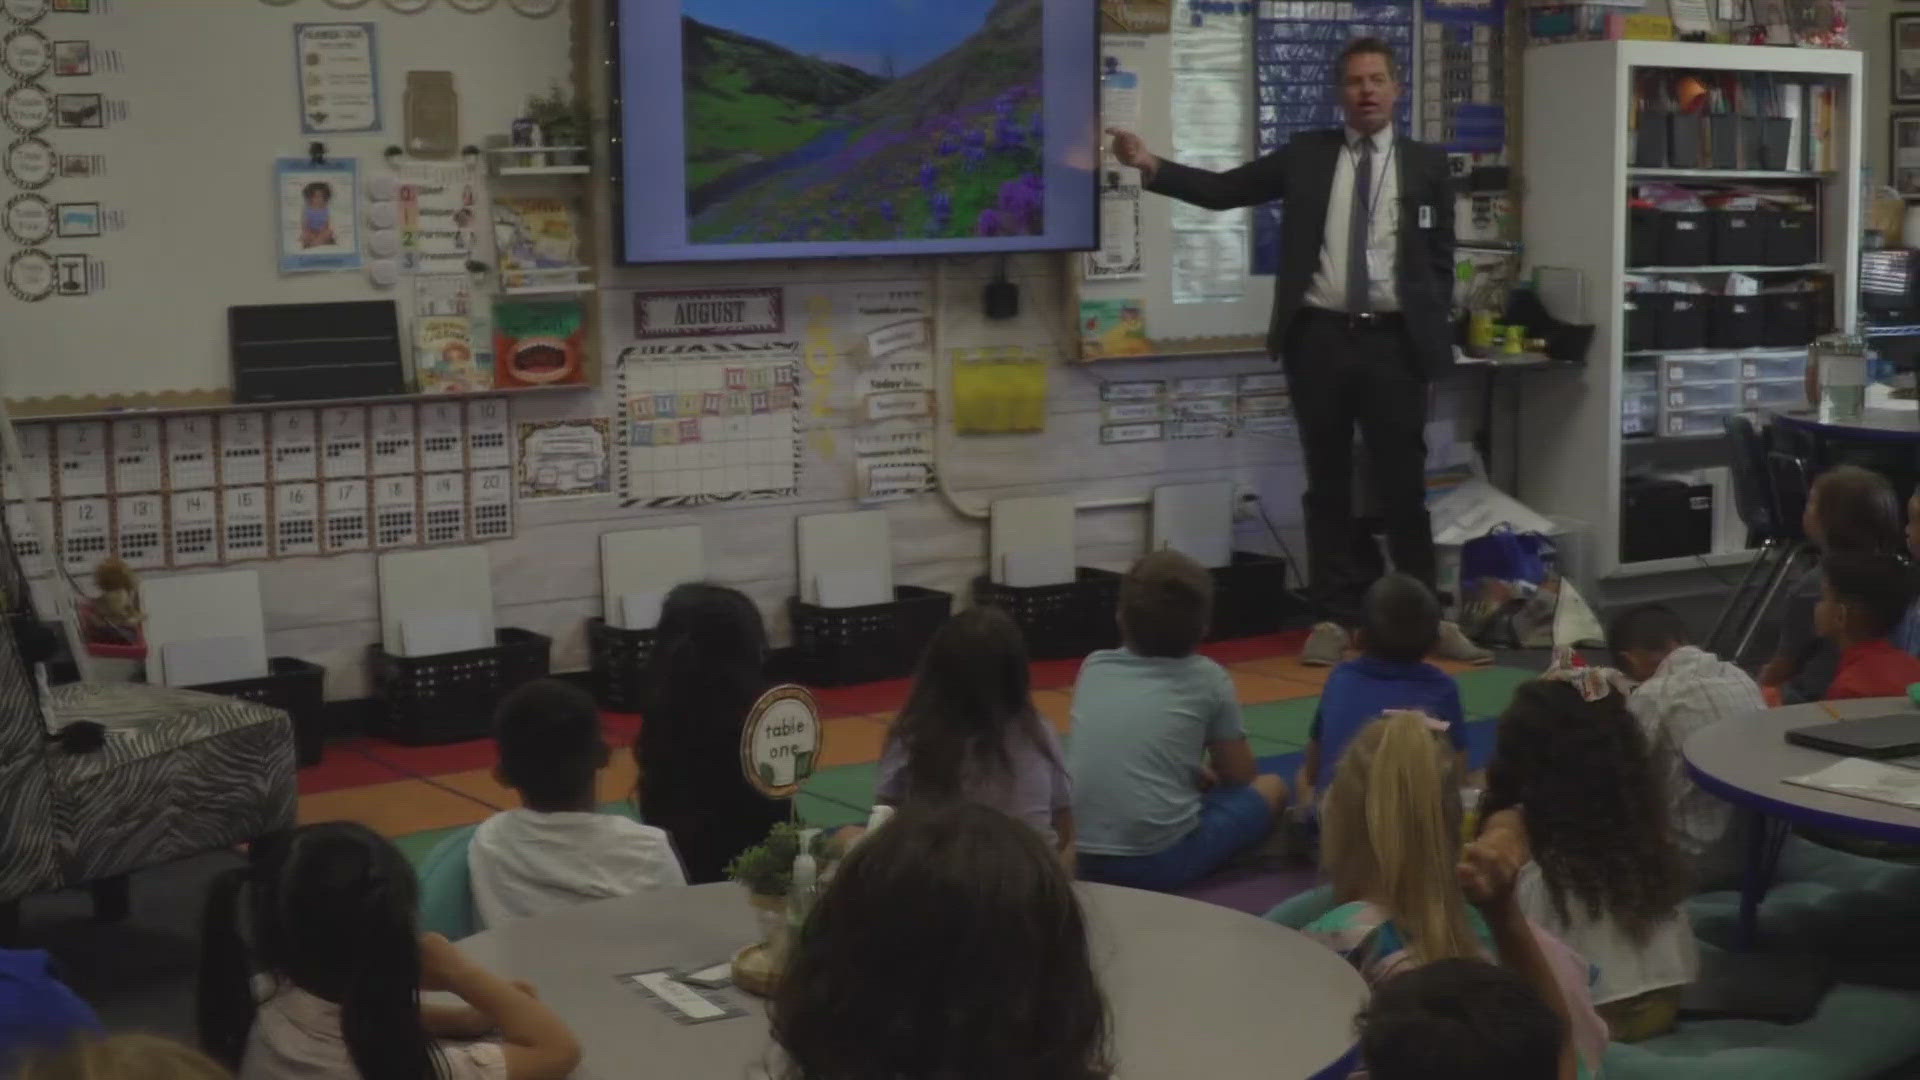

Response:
(1283, 309), (1436, 609)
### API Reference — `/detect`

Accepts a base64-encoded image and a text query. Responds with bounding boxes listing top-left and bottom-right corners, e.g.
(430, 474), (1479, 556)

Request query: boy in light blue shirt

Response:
(1070, 550), (1288, 891)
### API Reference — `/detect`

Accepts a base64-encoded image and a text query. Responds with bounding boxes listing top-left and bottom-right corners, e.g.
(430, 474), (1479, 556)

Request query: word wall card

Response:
(14, 399), (517, 576)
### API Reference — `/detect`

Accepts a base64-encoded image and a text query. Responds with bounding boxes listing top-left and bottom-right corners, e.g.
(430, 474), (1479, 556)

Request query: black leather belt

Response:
(1302, 307), (1404, 331)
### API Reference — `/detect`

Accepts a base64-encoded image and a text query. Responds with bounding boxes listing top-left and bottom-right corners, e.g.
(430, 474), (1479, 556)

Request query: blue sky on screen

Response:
(683, 0), (996, 77)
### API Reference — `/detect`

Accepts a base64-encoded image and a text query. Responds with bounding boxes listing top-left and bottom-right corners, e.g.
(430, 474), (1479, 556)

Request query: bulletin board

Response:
(1079, 0), (1507, 360)
(0, 0), (573, 413)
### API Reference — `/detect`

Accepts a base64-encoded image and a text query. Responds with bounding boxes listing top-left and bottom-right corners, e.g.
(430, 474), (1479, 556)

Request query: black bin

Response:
(788, 586), (953, 687)
(1763, 292), (1819, 348)
(972, 569), (1122, 660)
(190, 657), (328, 767)
(1628, 207), (1660, 268)
(586, 617), (654, 712)
(1655, 211), (1711, 266)
(1752, 117), (1791, 171)
(1624, 294), (1659, 353)
(1764, 210), (1818, 266)
(1632, 111), (1668, 168)
(1656, 294), (1709, 351)
(1668, 114), (1706, 170)
(1708, 115), (1739, 169)
(1209, 552), (1302, 640)
(368, 628), (552, 745)
(1710, 209), (1764, 265)
(1707, 295), (1766, 349)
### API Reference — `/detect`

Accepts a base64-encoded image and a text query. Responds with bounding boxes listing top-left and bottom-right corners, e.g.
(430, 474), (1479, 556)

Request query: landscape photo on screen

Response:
(681, 0), (1045, 246)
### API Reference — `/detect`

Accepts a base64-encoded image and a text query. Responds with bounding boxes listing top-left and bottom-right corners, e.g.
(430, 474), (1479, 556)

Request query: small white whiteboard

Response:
(796, 511), (892, 606)
(378, 546), (494, 655)
(601, 526), (705, 630)
(141, 570), (270, 687)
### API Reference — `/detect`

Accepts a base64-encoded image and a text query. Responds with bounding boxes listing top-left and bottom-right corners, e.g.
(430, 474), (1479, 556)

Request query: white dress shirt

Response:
(1304, 124), (1401, 314)
(1626, 645), (1767, 882)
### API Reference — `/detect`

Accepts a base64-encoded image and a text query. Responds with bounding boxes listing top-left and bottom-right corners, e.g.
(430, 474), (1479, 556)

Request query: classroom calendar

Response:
(3, 400), (518, 573)
(614, 340), (803, 508)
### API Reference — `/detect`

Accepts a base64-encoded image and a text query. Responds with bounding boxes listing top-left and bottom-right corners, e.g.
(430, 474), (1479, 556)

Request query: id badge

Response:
(1418, 204), (1434, 229)
(1366, 248), (1392, 283)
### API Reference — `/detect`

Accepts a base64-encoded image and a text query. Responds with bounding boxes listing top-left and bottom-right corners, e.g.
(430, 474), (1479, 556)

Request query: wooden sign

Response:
(738, 684), (821, 798)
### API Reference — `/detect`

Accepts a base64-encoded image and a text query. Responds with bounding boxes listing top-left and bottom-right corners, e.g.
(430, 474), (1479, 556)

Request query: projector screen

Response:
(613, 0), (1099, 265)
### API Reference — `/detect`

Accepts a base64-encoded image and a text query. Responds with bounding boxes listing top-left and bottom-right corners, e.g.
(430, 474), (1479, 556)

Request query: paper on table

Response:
(1785, 757), (1920, 812)
(1170, 227), (1247, 304)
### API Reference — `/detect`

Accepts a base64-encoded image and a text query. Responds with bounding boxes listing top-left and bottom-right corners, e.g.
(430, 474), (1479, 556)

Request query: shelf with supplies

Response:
(487, 144), (590, 178)
(1628, 264), (1827, 274)
(1519, 40), (1861, 580)
(1629, 169), (1834, 181)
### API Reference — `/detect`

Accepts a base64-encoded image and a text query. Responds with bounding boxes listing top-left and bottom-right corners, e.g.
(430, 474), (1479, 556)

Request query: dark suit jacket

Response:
(1146, 128), (1456, 376)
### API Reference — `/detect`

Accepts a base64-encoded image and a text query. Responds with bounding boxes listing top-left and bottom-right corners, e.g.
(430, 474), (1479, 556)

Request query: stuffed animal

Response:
(89, 557), (144, 642)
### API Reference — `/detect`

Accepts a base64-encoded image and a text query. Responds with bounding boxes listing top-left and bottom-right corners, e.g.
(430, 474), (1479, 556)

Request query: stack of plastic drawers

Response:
(1657, 353), (1741, 438)
(1621, 365), (1660, 437)
(1738, 351), (1807, 413)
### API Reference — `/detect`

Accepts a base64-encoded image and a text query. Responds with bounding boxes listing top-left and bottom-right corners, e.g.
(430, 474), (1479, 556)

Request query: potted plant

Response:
(523, 82), (591, 167)
(725, 822), (831, 995)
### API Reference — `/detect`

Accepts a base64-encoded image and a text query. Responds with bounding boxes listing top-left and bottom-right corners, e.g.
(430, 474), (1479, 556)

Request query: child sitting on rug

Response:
(1359, 959), (1573, 1080)
(1069, 550), (1287, 892)
(470, 679), (684, 929)
(1296, 573), (1466, 811)
(876, 606), (1073, 861)
(1608, 604), (1765, 884)
(636, 583), (789, 884)
(1481, 675), (1697, 1042)
(1302, 710), (1607, 1076)
(1804, 551), (1920, 702)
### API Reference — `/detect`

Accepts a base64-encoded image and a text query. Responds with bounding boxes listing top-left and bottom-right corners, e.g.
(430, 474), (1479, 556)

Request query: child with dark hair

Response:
(1481, 678), (1696, 1041)
(1297, 573), (1465, 809)
(1810, 550), (1920, 701)
(636, 583), (788, 884)
(1359, 959), (1569, 1080)
(1607, 603), (1763, 881)
(877, 607), (1073, 857)
(1762, 465), (1904, 703)
(771, 802), (1112, 1080)
(198, 822), (579, 1080)
(1068, 550), (1286, 891)
(469, 679), (684, 929)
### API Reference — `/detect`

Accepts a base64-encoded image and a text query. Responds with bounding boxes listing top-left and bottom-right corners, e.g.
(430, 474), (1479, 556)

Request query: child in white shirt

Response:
(469, 679), (685, 929)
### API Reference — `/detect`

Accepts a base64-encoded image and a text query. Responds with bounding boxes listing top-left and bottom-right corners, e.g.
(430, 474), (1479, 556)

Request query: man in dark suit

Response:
(1110, 38), (1456, 632)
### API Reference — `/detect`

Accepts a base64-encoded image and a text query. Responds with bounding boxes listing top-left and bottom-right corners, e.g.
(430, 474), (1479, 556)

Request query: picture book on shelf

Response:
(494, 298), (587, 388)
(492, 197), (582, 289)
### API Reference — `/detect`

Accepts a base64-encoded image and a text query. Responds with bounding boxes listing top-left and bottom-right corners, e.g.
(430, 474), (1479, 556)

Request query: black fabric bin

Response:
(1707, 295), (1766, 349)
(1710, 209), (1764, 265)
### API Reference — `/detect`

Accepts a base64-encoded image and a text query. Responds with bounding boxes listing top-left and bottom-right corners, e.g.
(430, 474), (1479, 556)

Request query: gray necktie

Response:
(1347, 137), (1374, 314)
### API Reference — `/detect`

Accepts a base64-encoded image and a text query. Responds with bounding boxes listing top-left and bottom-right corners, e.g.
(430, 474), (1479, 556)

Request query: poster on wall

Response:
(614, 339), (803, 508)
(396, 161), (480, 274)
(516, 418), (613, 501)
(275, 157), (361, 273)
(295, 22), (381, 134)
(1100, 0), (1171, 33)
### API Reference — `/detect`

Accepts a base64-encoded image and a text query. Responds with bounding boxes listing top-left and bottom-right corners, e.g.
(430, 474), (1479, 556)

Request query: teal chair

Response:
(1605, 983), (1920, 1080)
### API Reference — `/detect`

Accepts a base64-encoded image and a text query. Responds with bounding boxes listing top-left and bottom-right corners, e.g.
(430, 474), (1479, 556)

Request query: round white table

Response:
(1684, 697), (1920, 948)
(457, 881), (1369, 1080)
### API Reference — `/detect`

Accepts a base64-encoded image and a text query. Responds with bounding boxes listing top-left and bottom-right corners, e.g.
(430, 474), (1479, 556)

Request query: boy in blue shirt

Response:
(1069, 550), (1288, 891)
(1296, 573), (1467, 808)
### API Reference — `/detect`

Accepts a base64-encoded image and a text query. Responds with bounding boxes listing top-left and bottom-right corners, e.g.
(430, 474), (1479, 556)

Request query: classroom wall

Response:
(78, 2), (1499, 702)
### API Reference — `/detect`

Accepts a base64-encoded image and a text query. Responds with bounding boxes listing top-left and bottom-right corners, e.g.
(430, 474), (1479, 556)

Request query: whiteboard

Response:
(0, 2), (572, 410)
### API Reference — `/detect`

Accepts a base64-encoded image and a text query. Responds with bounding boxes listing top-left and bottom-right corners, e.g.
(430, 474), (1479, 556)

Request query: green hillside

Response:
(682, 17), (886, 191)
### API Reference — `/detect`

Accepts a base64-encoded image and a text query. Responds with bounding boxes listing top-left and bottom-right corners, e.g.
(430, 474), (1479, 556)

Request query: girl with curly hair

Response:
(1480, 676), (1697, 1043)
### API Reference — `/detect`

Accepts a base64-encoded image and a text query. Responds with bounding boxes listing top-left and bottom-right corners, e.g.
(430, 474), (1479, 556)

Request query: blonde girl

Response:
(17, 1035), (230, 1080)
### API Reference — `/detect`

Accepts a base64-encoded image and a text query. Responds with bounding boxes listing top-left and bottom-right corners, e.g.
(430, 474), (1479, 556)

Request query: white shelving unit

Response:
(1519, 41), (1862, 580)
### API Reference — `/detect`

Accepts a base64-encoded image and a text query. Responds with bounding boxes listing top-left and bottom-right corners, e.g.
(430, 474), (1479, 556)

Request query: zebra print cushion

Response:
(17, 684), (297, 895)
(0, 583), (57, 904)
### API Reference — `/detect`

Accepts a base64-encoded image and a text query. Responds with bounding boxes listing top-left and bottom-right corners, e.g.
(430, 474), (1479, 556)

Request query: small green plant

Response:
(524, 81), (592, 149)
(726, 821), (832, 897)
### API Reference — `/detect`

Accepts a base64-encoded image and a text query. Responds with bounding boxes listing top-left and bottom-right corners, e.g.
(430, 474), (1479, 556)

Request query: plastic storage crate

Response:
(1210, 552), (1300, 640)
(1741, 380), (1804, 409)
(972, 568), (1122, 660)
(368, 628), (551, 745)
(190, 657), (328, 767)
(1664, 381), (1739, 411)
(1661, 354), (1740, 385)
(1742, 353), (1806, 382)
(788, 586), (953, 687)
(586, 617), (655, 713)
(1621, 390), (1660, 437)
